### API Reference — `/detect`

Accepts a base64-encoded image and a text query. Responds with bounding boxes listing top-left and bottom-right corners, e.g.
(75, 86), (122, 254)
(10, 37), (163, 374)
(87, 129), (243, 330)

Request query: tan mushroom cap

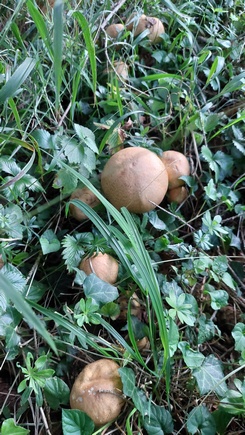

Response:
(69, 187), (100, 221)
(106, 23), (125, 39)
(101, 147), (168, 213)
(70, 359), (124, 427)
(79, 252), (119, 284)
(167, 186), (188, 204)
(160, 150), (190, 190)
(131, 15), (165, 43)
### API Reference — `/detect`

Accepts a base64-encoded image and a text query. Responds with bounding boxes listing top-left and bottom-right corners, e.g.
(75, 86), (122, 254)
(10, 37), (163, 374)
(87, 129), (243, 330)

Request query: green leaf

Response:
(119, 367), (137, 397)
(232, 323), (245, 352)
(187, 405), (216, 435)
(73, 12), (97, 102)
(192, 355), (227, 396)
(83, 273), (119, 304)
(0, 418), (30, 435)
(178, 342), (205, 369)
(143, 404), (174, 435)
(62, 137), (84, 164)
(53, 0), (64, 109)
(206, 56), (225, 86)
(53, 168), (78, 194)
(0, 58), (36, 104)
(205, 287), (229, 310)
(222, 272), (236, 290)
(44, 377), (70, 410)
(27, 0), (53, 59)
(0, 264), (26, 293)
(62, 409), (94, 435)
(0, 274), (57, 354)
(40, 229), (61, 255)
(62, 233), (94, 272)
(74, 124), (98, 153)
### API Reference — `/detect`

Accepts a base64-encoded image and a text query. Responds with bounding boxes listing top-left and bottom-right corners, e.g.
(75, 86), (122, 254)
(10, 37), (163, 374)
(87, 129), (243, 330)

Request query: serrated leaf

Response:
(143, 404), (174, 435)
(83, 273), (118, 304)
(1, 418), (30, 435)
(44, 377), (70, 410)
(40, 230), (61, 255)
(62, 409), (94, 435)
(0, 264), (26, 293)
(187, 405), (216, 435)
(62, 233), (94, 272)
(53, 168), (78, 194)
(192, 355), (227, 396)
(62, 137), (84, 164)
(74, 124), (98, 153)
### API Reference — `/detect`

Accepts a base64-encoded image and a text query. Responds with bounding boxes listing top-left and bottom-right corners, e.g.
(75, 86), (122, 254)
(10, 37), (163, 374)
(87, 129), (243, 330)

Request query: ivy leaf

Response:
(232, 323), (245, 352)
(143, 403), (174, 435)
(62, 409), (94, 435)
(198, 314), (220, 344)
(178, 342), (205, 369)
(40, 230), (61, 255)
(44, 377), (70, 410)
(1, 418), (30, 435)
(187, 405), (216, 435)
(119, 367), (137, 397)
(192, 355), (227, 396)
(83, 274), (118, 304)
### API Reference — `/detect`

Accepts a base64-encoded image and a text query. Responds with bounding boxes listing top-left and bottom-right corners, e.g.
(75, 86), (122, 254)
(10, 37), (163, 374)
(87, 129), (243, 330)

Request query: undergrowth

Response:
(0, 0), (244, 434)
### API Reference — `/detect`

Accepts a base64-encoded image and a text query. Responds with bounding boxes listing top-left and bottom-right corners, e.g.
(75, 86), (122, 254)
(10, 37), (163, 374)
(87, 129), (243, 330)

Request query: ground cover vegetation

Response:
(0, 0), (244, 433)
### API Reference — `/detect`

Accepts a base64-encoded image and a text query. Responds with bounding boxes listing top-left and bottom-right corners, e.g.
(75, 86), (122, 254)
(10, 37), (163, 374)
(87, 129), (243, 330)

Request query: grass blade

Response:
(27, 0), (53, 59)
(0, 274), (57, 354)
(73, 11), (97, 103)
(0, 58), (36, 104)
(53, 0), (64, 110)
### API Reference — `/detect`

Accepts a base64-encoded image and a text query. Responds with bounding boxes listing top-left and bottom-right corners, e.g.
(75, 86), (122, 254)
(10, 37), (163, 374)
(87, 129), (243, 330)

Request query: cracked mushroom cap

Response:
(101, 147), (168, 213)
(70, 359), (124, 426)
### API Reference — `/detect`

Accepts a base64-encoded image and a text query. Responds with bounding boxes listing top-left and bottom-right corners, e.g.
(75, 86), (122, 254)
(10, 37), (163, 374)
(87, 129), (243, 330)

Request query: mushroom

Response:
(69, 187), (100, 221)
(167, 186), (188, 204)
(106, 23), (125, 39)
(101, 147), (168, 213)
(70, 359), (124, 427)
(160, 150), (190, 190)
(104, 60), (129, 81)
(79, 252), (119, 284)
(127, 14), (164, 43)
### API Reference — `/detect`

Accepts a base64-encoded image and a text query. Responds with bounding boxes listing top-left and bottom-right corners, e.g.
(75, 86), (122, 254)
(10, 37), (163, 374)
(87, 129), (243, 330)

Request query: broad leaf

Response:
(62, 409), (94, 435)
(40, 229), (61, 255)
(83, 273), (118, 304)
(44, 377), (70, 410)
(187, 405), (216, 435)
(232, 323), (245, 352)
(144, 404), (173, 435)
(1, 418), (29, 435)
(192, 355), (227, 396)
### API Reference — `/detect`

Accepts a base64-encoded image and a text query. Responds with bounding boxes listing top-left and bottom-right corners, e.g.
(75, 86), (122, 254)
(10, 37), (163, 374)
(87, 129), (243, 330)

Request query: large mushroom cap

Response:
(70, 359), (124, 427)
(160, 150), (190, 190)
(101, 147), (168, 213)
(131, 15), (165, 43)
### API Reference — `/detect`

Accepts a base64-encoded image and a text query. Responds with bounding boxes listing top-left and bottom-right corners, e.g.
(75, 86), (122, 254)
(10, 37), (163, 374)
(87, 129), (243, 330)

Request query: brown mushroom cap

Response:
(167, 186), (188, 204)
(69, 188), (100, 221)
(160, 150), (190, 190)
(70, 359), (124, 427)
(106, 23), (125, 39)
(101, 147), (168, 213)
(79, 252), (119, 284)
(132, 15), (164, 43)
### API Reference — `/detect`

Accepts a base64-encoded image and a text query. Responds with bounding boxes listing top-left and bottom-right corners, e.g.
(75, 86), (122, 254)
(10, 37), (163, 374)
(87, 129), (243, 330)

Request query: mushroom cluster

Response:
(70, 359), (124, 427)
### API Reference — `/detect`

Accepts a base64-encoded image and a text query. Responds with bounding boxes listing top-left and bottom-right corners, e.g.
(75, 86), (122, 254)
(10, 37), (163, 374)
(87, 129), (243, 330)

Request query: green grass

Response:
(0, 0), (244, 434)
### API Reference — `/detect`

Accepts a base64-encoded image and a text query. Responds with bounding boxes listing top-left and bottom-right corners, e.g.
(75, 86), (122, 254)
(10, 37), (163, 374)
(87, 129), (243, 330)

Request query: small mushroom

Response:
(167, 186), (188, 204)
(160, 150), (190, 190)
(101, 147), (168, 213)
(79, 252), (119, 284)
(70, 359), (124, 427)
(106, 23), (125, 39)
(127, 14), (164, 43)
(69, 188), (100, 221)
